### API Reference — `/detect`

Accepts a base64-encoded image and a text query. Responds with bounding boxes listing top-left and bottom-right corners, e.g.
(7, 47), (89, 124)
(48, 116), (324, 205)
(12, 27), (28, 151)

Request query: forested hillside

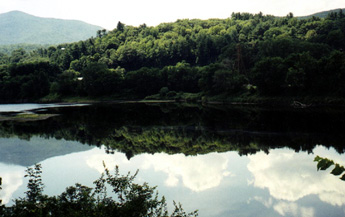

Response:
(0, 11), (102, 45)
(0, 44), (50, 55)
(0, 10), (344, 103)
(298, 8), (345, 19)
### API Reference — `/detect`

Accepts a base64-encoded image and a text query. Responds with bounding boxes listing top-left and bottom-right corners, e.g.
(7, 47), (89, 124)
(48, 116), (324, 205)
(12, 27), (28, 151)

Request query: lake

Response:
(0, 102), (344, 217)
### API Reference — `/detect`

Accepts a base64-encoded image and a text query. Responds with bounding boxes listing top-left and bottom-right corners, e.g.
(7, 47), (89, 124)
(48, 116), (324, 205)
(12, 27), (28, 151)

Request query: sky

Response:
(0, 0), (344, 30)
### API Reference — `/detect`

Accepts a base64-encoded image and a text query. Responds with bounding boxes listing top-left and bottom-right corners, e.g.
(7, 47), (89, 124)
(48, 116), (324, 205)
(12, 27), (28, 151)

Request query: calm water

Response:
(0, 103), (344, 217)
(0, 103), (88, 112)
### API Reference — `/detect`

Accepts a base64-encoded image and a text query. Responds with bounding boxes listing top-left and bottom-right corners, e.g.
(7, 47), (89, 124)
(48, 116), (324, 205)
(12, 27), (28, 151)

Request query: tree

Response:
(252, 57), (287, 95)
(287, 12), (294, 19)
(326, 29), (345, 49)
(19, 69), (50, 99)
(117, 21), (125, 32)
(9, 49), (27, 63)
(57, 70), (80, 96)
(97, 29), (107, 38)
(82, 63), (123, 96)
(212, 69), (247, 94)
(285, 67), (306, 95)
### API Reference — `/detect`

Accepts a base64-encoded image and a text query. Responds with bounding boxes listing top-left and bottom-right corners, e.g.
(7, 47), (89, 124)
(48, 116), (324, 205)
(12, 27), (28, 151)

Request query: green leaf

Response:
(314, 156), (322, 162)
(316, 158), (334, 171)
(315, 156), (345, 182)
(331, 164), (345, 176)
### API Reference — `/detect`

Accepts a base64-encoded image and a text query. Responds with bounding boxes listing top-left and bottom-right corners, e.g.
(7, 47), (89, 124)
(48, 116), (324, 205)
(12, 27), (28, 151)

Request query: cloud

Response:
(249, 196), (273, 208)
(0, 164), (25, 204)
(273, 201), (315, 217)
(84, 149), (233, 192)
(140, 153), (232, 192)
(85, 150), (130, 173)
(247, 146), (345, 206)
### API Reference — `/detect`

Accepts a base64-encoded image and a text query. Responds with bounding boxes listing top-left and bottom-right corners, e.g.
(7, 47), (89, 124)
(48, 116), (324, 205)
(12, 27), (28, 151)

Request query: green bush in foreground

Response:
(0, 164), (198, 217)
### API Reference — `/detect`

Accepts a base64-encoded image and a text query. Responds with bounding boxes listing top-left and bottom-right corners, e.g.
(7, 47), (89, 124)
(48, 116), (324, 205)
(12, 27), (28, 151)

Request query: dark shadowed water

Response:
(0, 103), (344, 217)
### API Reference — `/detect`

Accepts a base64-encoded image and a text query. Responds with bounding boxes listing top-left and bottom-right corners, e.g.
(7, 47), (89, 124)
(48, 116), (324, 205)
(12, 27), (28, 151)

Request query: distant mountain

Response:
(0, 137), (92, 166)
(0, 11), (103, 45)
(298, 8), (345, 19)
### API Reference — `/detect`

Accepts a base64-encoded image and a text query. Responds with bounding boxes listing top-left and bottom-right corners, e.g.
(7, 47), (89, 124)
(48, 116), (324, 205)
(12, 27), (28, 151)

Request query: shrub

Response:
(0, 164), (198, 217)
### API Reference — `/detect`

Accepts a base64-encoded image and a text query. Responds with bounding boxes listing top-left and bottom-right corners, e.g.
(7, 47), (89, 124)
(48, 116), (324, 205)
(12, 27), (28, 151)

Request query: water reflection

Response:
(0, 103), (345, 216)
(273, 201), (315, 217)
(0, 164), (24, 204)
(84, 150), (233, 192)
(1, 144), (344, 216)
(247, 146), (345, 207)
(0, 137), (91, 166)
(0, 103), (345, 157)
(139, 153), (232, 192)
(0, 103), (88, 112)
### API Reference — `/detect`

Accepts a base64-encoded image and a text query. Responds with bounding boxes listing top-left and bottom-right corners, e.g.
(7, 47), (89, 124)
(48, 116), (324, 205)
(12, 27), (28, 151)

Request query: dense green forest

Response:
(0, 44), (50, 55)
(0, 10), (345, 103)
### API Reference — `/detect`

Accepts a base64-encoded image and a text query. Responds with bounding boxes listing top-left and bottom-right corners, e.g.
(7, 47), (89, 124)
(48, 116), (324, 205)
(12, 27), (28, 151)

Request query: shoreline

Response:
(1, 95), (345, 108)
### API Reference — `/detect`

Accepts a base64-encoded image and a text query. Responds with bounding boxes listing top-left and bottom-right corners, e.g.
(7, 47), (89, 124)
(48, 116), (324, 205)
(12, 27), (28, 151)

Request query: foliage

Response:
(0, 10), (345, 102)
(0, 44), (50, 56)
(0, 164), (198, 217)
(314, 156), (345, 181)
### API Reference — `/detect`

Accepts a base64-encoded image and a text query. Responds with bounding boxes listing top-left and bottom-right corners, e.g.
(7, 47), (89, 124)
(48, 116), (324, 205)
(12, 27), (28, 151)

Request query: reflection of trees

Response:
(103, 126), (345, 158)
(103, 125), (276, 157)
(0, 103), (345, 157)
(314, 156), (345, 181)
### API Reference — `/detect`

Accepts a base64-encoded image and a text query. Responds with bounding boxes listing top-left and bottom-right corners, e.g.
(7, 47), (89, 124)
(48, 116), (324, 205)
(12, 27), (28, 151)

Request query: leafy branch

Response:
(314, 156), (345, 181)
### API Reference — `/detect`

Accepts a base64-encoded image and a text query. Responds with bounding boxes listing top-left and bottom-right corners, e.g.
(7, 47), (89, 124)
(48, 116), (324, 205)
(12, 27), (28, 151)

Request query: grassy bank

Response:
(35, 92), (345, 108)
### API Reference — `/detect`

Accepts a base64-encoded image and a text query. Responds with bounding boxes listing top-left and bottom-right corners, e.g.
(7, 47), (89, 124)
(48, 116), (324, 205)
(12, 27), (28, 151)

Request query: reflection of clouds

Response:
(249, 196), (315, 217)
(249, 196), (273, 208)
(0, 103), (88, 112)
(84, 149), (232, 192)
(85, 151), (129, 173)
(141, 153), (231, 192)
(0, 164), (25, 204)
(247, 146), (345, 206)
(273, 202), (315, 217)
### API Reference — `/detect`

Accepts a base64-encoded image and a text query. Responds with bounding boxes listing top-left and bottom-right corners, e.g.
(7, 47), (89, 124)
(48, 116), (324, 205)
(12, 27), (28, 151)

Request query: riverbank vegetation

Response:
(0, 10), (345, 104)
